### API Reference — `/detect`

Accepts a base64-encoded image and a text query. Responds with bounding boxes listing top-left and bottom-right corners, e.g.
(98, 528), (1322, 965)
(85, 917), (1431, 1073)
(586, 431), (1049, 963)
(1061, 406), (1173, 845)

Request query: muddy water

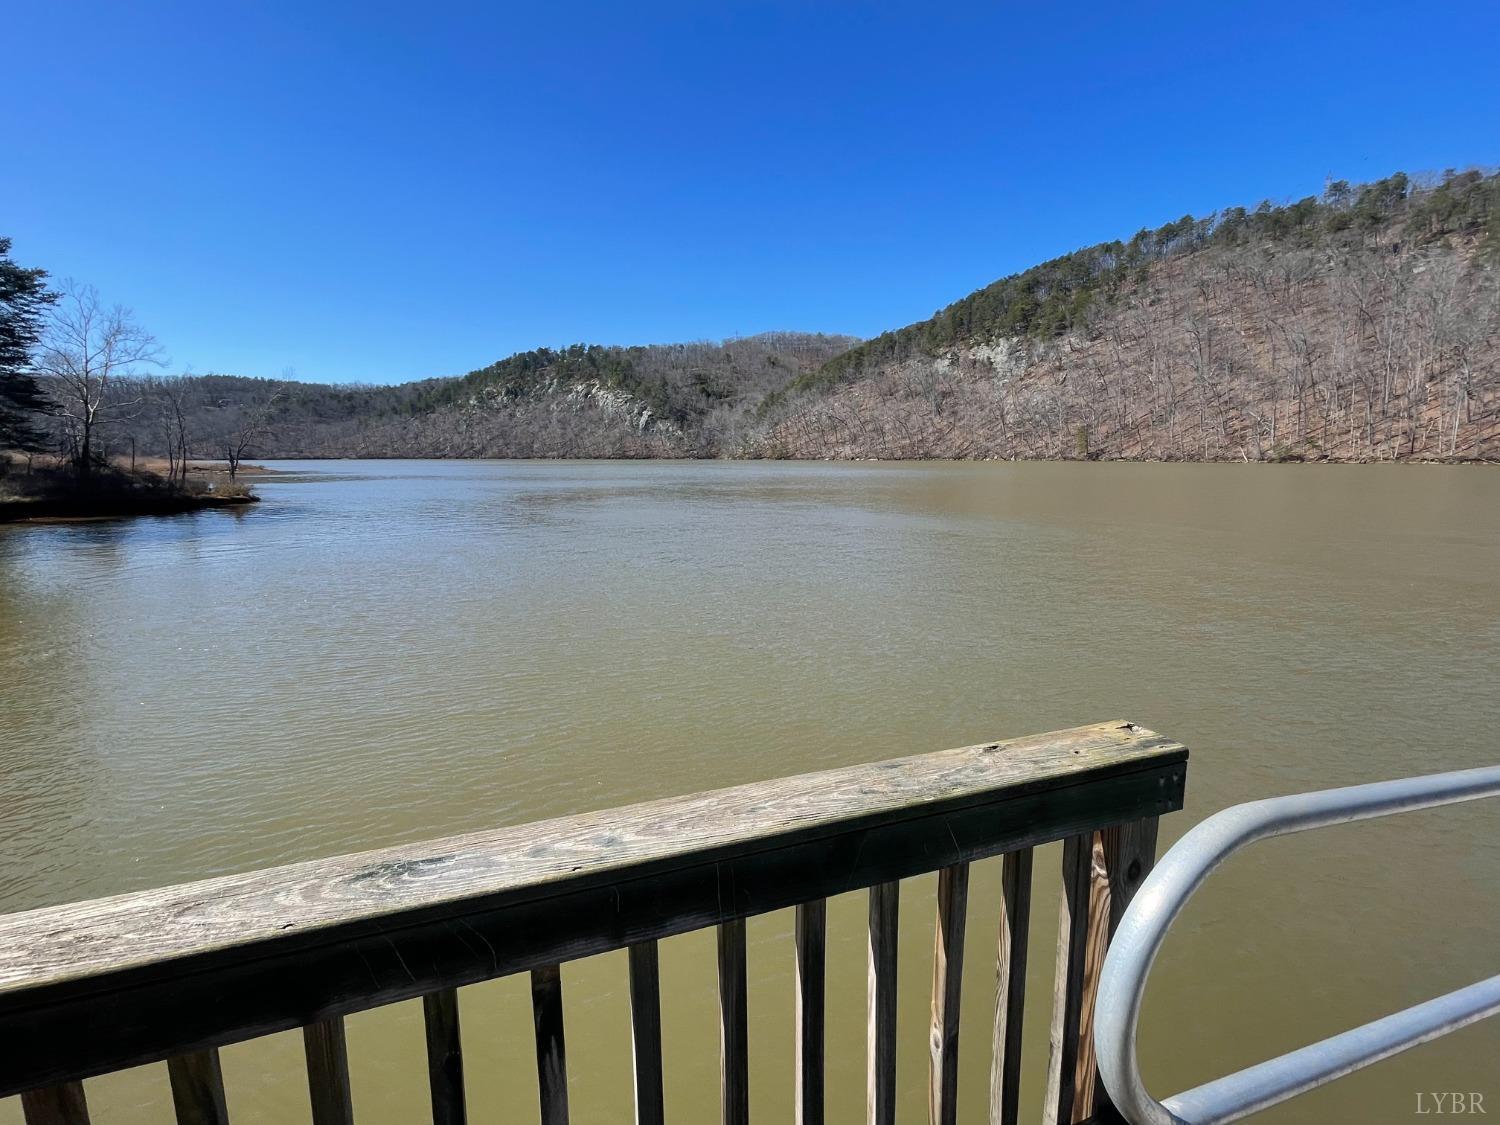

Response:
(2, 460), (1497, 1124)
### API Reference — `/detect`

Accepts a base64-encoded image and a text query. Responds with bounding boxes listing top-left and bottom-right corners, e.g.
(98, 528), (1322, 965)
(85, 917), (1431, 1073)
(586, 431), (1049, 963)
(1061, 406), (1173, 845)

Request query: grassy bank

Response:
(0, 456), (261, 523)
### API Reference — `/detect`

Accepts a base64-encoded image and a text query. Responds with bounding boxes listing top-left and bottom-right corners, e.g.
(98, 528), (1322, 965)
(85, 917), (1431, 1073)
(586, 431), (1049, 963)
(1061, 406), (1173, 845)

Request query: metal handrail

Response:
(1095, 765), (1500, 1125)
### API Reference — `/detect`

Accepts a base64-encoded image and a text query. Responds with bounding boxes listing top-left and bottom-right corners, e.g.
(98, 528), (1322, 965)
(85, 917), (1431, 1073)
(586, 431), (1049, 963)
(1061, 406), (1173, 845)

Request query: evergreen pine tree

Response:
(0, 238), (56, 452)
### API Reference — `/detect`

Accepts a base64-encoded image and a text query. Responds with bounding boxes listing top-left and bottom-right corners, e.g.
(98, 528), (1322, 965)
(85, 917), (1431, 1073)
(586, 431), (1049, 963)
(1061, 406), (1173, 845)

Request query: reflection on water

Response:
(1, 460), (1498, 1124)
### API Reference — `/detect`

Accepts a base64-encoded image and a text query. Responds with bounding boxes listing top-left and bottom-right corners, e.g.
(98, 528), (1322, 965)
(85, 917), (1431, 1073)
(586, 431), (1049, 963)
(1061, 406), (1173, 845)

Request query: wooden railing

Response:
(0, 720), (1187, 1125)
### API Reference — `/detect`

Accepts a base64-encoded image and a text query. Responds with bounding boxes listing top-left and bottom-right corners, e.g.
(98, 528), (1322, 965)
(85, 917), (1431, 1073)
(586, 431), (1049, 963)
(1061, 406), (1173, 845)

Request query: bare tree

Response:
(217, 383), (286, 478)
(36, 283), (163, 474)
(151, 376), (194, 485)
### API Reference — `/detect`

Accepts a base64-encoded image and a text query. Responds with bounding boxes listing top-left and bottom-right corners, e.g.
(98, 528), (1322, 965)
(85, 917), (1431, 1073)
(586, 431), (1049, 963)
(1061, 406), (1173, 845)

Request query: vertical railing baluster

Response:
(1092, 817), (1161, 1119)
(1042, 818), (1162, 1125)
(929, 864), (969, 1125)
(718, 919), (749, 1125)
(169, 1047), (230, 1125)
(988, 847), (1034, 1125)
(867, 881), (899, 1125)
(423, 988), (466, 1125)
(794, 898), (827, 1125)
(1101, 818), (1161, 934)
(1074, 838), (1112, 1124)
(628, 941), (665, 1125)
(1044, 833), (1109, 1125)
(304, 1016), (355, 1125)
(20, 1082), (90, 1125)
(531, 964), (570, 1125)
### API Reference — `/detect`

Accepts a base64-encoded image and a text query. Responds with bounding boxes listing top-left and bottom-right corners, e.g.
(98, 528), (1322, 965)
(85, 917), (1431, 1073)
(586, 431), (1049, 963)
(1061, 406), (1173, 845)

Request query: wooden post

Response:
(303, 1017), (354, 1125)
(718, 920), (749, 1125)
(422, 988), (466, 1125)
(1044, 818), (1160, 1125)
(1043, 834), (1104, 1125)
(21, 1083), (90, 1125)
(168, 1048), (229, 1125)
(531, 965), (569, 1125)
(628, 942), (665, 1125)
(1092, 818), (1161, 1120)
(1101, 819), (1161, 933)
(1073, 836), (1112, 1122)
(929, 864), (969, 1125)
(988, 848), (1033, 1125)
(795, 899), (827, 1125)
(867, 881), (899, 1125)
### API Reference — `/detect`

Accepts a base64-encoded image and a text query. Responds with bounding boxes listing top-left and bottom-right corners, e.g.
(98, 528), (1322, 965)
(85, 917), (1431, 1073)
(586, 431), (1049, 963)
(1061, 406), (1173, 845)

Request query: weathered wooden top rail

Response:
(0, 720), (1187, 1125)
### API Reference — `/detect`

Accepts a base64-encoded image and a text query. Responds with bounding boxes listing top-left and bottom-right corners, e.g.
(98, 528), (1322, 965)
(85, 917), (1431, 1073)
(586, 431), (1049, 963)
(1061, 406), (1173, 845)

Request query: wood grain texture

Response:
(1102, 819), (1161, 936)
(1042, 833), (1109, 1125)
(422, 989), (465, 1125)
(168, 1048), (229, 1125)
(0, 722), (1187, 1096)
(627, 942), (664, 1125)
(1091, 818), (1161, 1122)
(303, 1017), (354, 1125)
(1071, 834), (1112, 1123)
(867, 881), (899, 1125)
(928, 865), (968, 1125)
(531, 965), (569, 1125)
(1043, 819), (1161, 1125)
(794, 899), (826, 1125)
(20, 1083), (89, 1125)
(718, 919), (749, 1125)
(987, 848), (1033, 1125)
(0, 723), (1179, 990)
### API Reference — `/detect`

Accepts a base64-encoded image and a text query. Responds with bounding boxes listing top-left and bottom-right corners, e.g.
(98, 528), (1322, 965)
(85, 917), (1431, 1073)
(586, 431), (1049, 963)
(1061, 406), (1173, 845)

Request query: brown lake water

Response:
(2, 459), (1498, 1124)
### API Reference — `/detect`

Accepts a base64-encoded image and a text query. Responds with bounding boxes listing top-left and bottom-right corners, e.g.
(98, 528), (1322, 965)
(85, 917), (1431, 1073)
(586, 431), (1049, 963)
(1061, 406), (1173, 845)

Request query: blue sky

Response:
(7, 1), (1498, 384)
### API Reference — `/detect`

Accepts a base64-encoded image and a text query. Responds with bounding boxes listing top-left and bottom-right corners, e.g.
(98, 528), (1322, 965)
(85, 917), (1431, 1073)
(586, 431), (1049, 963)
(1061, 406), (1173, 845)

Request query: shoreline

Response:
(247, 452), (1500, 466)
(0, 458), (270, 525)
(0, 491), (259, 524)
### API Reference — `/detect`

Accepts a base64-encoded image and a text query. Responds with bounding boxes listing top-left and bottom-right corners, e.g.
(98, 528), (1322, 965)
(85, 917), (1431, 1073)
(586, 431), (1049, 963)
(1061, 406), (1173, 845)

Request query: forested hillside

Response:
(16, 169), (1500, 466)
(92, 333), (857, 461)
(760, 170), (1499, 461)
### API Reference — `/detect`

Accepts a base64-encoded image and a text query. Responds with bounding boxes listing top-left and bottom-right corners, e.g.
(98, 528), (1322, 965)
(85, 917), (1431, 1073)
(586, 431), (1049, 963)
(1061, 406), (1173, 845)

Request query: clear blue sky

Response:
(7, 1), (1497, 384)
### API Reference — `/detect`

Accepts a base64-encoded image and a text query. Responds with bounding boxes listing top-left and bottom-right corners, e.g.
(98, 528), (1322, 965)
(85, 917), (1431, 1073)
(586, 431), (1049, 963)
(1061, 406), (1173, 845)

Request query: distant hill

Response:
(94, 333), (859, 461)
(758, 169), (1499, 461)
(66, 169), (1500, 465)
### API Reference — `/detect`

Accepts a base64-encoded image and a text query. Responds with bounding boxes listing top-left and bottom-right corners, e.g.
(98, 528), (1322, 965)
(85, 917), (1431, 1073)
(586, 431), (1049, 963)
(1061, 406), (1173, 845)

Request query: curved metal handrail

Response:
(1095, 765), (1500, 1125)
